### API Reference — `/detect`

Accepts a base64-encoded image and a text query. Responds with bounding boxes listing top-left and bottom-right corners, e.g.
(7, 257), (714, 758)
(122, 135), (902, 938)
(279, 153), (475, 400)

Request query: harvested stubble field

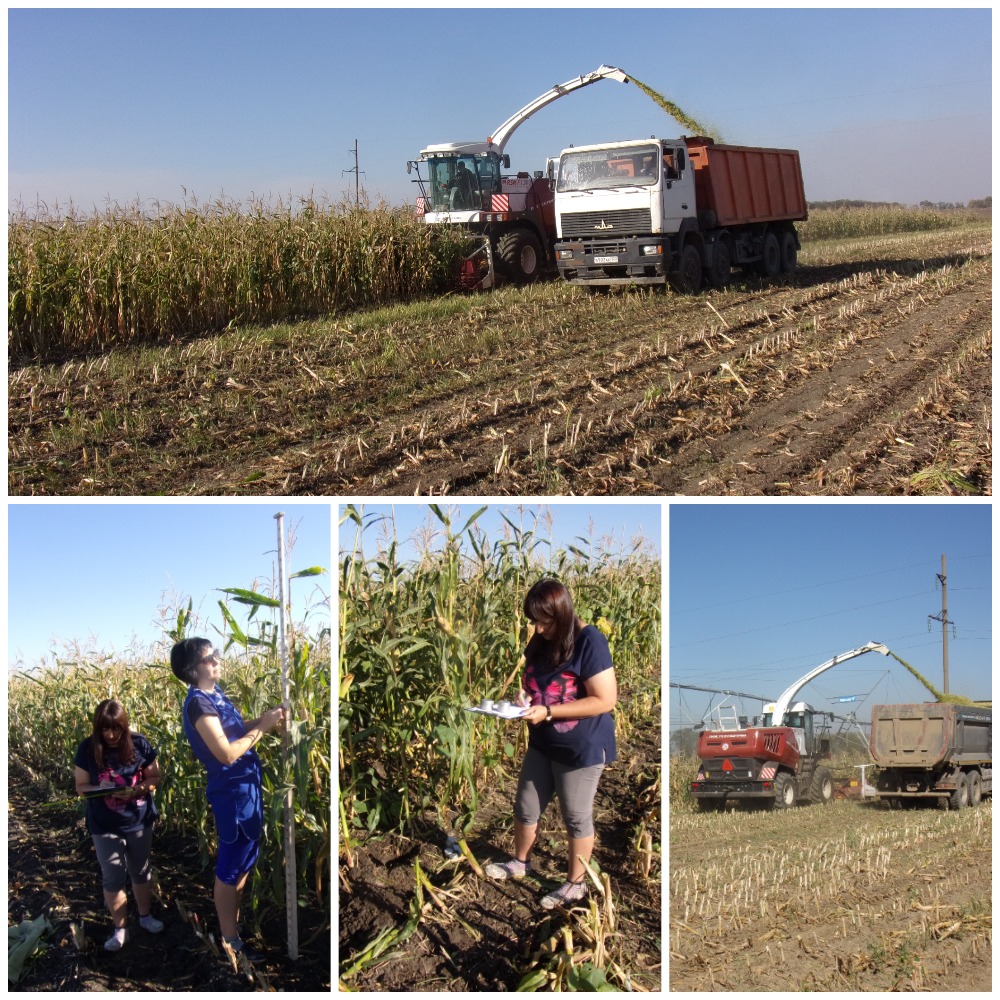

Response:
(8, 221), (990, 496)
(669, 798), (992, 992)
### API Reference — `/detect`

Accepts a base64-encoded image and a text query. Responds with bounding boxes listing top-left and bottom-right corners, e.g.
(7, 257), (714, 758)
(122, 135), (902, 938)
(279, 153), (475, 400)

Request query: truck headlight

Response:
(557, 249), (574, 260)
(641, 245), (662, 256)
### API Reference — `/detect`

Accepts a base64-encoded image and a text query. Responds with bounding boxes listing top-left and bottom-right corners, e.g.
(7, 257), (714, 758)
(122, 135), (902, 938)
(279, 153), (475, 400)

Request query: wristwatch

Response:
(545, 705), (553, 723)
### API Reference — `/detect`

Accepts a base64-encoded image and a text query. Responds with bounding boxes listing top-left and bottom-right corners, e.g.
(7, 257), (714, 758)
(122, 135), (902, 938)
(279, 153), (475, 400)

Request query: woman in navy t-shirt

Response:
(484, 578), (618, 909)
(171, 637), (285, 960)
(73, 699), (163, 950)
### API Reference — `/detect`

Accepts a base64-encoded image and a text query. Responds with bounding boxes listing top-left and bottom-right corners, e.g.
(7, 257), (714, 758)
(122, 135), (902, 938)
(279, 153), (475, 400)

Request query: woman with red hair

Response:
(73, 699), (163, 950)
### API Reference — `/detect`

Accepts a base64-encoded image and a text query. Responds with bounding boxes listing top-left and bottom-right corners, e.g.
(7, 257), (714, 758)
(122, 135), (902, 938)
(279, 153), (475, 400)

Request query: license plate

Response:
(594, 255), (619, 264)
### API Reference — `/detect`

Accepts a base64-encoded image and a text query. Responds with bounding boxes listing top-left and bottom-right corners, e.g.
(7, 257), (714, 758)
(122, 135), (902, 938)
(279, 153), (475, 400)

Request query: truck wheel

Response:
(696, 798), (720, 812)
(773, 772), (796, 809)
(948, 773), (969, 811)
(809, 766), (834, 805)
(708, 239), (732, 288)
(968, 770), (982, 806)
(496, 231), (543, 284)
(671, 244), (703, 294)
(758, 231), (781, 278)
(779, 230), (798, 273)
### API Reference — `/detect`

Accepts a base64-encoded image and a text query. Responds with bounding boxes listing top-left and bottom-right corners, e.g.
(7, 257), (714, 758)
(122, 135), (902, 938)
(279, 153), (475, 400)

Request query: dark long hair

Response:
(91, 700), (136, 770)
(523, 578), (580, 672)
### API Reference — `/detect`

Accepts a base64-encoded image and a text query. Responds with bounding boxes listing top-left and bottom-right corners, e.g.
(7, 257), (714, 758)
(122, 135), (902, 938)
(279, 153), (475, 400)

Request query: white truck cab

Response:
(554, 138), (695, 285)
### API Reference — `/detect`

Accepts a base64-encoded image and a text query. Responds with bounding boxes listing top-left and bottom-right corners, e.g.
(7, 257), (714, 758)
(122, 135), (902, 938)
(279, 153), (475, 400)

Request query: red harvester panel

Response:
(697, 727), (800, 769)
(685, 137), (808, 228)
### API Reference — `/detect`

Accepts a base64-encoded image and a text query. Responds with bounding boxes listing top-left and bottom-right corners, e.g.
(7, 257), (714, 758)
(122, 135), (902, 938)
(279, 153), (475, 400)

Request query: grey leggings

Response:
(514, 746), (605, 839)
(91, 826), (154, 893)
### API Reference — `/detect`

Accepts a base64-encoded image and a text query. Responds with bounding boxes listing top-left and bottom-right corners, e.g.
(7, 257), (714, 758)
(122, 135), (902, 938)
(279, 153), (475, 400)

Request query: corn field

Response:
(9, 197), (981, 366)
(7, 581), (331, 939)
(339, 504), (661, 844)
(8, 194), (473, 362)
(796, 205), (984, 242)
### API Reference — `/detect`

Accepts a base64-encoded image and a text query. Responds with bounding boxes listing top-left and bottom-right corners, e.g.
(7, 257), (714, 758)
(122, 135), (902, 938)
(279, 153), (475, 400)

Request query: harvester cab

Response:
(408, 65), (630, 290)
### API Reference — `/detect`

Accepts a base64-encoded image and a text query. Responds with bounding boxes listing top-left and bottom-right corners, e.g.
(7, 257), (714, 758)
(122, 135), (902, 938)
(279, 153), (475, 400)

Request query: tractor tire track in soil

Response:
(7, 228), (989, 496)
(319, 244), (990, 496)
(8, 758), (330, 992)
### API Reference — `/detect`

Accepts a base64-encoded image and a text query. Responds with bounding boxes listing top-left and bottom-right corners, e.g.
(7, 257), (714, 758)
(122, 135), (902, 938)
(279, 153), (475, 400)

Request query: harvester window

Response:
(451, 161), (476, 209)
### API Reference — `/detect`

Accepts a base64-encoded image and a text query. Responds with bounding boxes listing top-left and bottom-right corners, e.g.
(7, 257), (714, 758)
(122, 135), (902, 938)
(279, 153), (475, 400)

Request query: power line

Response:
(669, 590), (929, 650)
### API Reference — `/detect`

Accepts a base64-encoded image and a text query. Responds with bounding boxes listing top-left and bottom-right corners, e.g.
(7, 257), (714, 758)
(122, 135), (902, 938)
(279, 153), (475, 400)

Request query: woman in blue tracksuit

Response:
(171, 637), (284, 959)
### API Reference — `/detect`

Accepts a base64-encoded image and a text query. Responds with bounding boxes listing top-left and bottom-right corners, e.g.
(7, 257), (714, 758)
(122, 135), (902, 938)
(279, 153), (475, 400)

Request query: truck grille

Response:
(561, 209), (652, 239)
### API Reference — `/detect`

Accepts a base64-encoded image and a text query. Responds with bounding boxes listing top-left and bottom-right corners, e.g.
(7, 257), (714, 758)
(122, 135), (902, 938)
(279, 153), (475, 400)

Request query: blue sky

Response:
(8, 502), (332, 672)
(9, 8), (991, 213)
(339, 502), (662, 569)
(669, 503), (992, 739)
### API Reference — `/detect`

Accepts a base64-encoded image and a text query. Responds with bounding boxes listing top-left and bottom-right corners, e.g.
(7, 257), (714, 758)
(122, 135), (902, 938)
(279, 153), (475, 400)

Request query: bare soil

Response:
(8, 227), (990, 497)
(669, 798), (992, 992)
(339, 720), (661, 991)
(7, 757), (330, 992)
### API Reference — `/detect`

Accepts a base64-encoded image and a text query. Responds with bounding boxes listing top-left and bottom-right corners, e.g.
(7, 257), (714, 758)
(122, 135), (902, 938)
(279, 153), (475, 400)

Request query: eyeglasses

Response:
(197, 649), (221, 666)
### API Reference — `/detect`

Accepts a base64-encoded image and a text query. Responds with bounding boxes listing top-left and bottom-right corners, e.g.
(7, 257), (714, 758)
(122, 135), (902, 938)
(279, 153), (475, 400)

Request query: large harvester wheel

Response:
(809, 765), (834, 805)
(496, 231), (543, 283)
(773, 771), (796, 809)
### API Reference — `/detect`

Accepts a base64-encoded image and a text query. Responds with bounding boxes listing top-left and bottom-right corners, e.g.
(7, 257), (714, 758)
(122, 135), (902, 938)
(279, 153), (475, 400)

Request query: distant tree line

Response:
(808, 198), (990, 211)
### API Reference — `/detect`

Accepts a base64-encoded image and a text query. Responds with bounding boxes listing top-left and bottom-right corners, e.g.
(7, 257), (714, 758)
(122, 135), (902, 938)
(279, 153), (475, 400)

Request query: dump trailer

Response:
(553, 135), (807, 291)
(690, 643), (890, 811)
(870, 703), (992, 809)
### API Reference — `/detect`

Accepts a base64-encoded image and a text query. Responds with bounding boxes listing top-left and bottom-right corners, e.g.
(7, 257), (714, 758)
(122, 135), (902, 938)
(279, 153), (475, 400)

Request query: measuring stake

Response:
(274, 512), (299, 960)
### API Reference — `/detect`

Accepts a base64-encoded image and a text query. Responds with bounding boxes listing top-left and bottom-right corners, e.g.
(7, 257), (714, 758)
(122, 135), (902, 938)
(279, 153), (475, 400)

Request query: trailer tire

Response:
(708, 239), (732, 289)
(809, 765), (834, 805)
(968, 770), (982, 806)
(671, 244), (703, 294)
(948, 773), (969, 811)
(496, 231), (543, 284)
(773, 771), (796, 809)
(758, 231), (781, 278)
(696, 798), (721, 812)
(779, 230), (798, 273)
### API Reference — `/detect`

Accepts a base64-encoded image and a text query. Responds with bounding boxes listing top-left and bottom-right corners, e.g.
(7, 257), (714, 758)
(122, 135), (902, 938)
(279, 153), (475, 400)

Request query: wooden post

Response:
(274, 512), (299, 960)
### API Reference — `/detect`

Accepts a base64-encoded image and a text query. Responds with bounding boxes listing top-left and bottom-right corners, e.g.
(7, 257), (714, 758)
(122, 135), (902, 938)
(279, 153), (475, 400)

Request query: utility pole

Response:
(928, 553), (951, 694)
(343, 140), (365, 208)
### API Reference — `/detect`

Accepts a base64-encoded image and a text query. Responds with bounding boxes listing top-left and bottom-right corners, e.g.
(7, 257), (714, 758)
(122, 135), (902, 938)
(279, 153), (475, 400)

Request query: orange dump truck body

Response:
(685, 137), (808, 228)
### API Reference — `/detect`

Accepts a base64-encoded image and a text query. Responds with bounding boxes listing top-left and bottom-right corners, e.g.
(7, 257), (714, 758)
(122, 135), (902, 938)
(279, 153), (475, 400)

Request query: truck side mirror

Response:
(676, 149), (686, 173)
(502, 155), (511, 169)
(407, 161), (412, 175)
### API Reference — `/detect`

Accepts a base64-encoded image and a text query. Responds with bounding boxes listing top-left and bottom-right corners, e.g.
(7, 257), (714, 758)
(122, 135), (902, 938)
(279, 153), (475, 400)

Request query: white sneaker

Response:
(104, 928), (127, 951)
(540, 880), (587, 909)
(139, 914), (164, 933)
(483, 857), (531, 880)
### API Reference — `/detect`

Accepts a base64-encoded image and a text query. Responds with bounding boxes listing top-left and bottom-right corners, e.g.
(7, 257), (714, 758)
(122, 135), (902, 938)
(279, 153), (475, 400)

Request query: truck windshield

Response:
(425, 156), (495, 211)
(557, 144), (660, 192)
